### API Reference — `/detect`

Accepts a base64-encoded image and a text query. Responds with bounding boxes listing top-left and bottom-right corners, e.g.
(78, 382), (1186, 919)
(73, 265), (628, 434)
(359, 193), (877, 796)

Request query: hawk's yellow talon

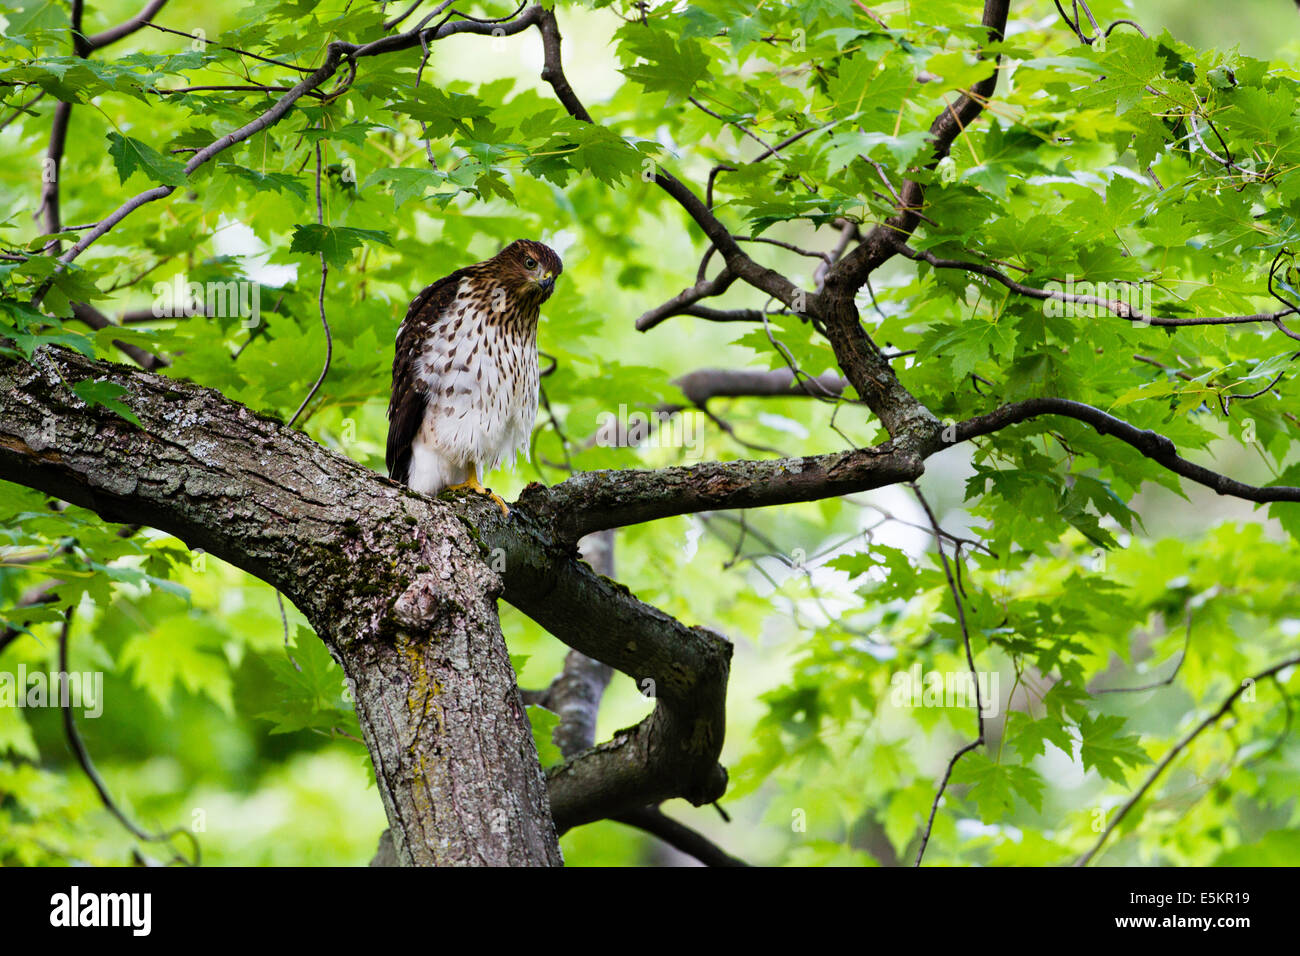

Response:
(445, 478), (510, 516)
(445, 476), (487, 495)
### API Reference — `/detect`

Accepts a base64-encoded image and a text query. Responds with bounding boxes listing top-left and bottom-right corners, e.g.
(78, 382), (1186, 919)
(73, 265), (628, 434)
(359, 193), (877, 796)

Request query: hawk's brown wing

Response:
(386, 269), (469, 484)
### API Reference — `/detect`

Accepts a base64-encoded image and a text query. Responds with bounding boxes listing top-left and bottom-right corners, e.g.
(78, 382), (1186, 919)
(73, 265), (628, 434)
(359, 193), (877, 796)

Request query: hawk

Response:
(387, 238), (562, 514)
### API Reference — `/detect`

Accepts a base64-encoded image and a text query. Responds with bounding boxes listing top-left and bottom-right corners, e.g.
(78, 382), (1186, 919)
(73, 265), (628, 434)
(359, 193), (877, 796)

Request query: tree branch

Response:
(673, 367), (847, 406)
(825, 0), (1012, 293)
(953, 397), (1300, 504)
(808, 0), (1011, 442)
(612, 806), (749, 867)
(896, 243), (1300, 330)
(0, 347), (561, 865)
(528, 530), (748, 865)
(59, 607), (199, 866)
(534, 8), (808, 316)
(1075, 652), (1300, 866)
(515, 442), (923, 546)
(0, 346), (737, 844)
(84, 0), (169, 51)
(539, 531), (616, 757)
(636, 269), (739, 332)
(467, 496), (732, 830)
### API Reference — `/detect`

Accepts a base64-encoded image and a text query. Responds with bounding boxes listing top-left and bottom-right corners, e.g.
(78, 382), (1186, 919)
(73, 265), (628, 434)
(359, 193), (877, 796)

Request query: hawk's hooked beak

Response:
(537, 272), (556, 294)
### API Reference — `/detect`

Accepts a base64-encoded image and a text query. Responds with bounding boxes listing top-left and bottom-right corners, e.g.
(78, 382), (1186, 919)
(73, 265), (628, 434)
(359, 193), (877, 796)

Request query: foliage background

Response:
(2, 0), (1300, 866)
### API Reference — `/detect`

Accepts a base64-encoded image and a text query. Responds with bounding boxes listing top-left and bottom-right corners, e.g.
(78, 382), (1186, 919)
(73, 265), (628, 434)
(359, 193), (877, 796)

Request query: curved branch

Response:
(825, 0), (1011, 293)
(534, 8), (808, 315)
(1076, 653), (1300, 866)
(59, 609), (199, 866)
(613, 806), (749, 867)
(635, 269), (744, 331)
(535, 532), (748, 865)
(38, 102), (70, 247)
(953, 397), (1300, 504)
(897, 243), (1300, 330)
(85, 0), (169, 51)
(466, 497), (732, 829)
(515, 442), (924, 546)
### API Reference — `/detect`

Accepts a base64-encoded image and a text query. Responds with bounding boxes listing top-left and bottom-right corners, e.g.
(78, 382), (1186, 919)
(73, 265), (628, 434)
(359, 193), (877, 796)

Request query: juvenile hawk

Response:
(387, 238), (562, 513)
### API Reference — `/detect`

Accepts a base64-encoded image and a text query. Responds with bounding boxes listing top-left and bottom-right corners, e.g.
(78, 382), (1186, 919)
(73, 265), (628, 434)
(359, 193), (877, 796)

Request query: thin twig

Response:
(1096, 608), (1193, 694)
(613, 805), (750, 867)
(1076, 652), (1300, 866)
(59, 609), (200, 866)
(142, 21), (314, 73)
(911, 483), (985, 866)
(0, 90), (46, 132)
(288, 144), (333, 428)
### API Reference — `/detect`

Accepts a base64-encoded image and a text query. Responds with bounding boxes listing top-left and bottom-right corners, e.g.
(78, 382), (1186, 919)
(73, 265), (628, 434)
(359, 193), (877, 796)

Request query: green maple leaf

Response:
(826, 55), (911, 120)
(1042, 680), (1092, 723)
(257, 629), (357, 738)
(824, 130), (931, 171)
(289, 224), (392, 267)
(4, 0), (70, 50)
(617, 27), (711, 101)
(950, 752), (1045, 822)
(1007, 712), (1074, 760)
(106, 132), (187, 187)
(220, 164), (308, 201)
(923, 318), (1018, 380)
(568, 125), (648, 186)
(1224, 86), (1298, 146)
(388, 88), (489, 137)
(70, 379), (141, 427)
(120, 615), (233, 714)
(363, 168), (452, 209)
(526, 705), (563, 768)
(1078, 714), (1151, 784)
(1087, 33), (1164, 115)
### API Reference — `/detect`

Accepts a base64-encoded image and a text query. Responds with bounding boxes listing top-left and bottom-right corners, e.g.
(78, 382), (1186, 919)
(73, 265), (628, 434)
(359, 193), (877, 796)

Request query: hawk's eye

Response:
(524, 256), (538, 270)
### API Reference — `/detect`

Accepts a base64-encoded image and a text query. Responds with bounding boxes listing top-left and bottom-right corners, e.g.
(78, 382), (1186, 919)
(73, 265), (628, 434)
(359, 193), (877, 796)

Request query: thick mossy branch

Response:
(0, 347), (560, 865)
(512, 446), (924, 546)
(0, 346), (737, 838)
(464, 497), (733, 827)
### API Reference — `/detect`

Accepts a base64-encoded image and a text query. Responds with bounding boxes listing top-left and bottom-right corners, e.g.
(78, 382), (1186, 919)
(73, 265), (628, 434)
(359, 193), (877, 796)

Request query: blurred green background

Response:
(3, 0), (1300, 867)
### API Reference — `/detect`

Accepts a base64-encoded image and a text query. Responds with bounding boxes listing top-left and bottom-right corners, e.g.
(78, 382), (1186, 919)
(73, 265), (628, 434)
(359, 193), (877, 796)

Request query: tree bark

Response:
(0, 348), (561, 865)
(0, 346), (752, 863)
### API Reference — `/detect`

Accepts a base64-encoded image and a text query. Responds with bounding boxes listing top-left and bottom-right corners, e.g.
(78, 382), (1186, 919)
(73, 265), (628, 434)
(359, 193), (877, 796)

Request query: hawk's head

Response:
(491, 239), (563, 307)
